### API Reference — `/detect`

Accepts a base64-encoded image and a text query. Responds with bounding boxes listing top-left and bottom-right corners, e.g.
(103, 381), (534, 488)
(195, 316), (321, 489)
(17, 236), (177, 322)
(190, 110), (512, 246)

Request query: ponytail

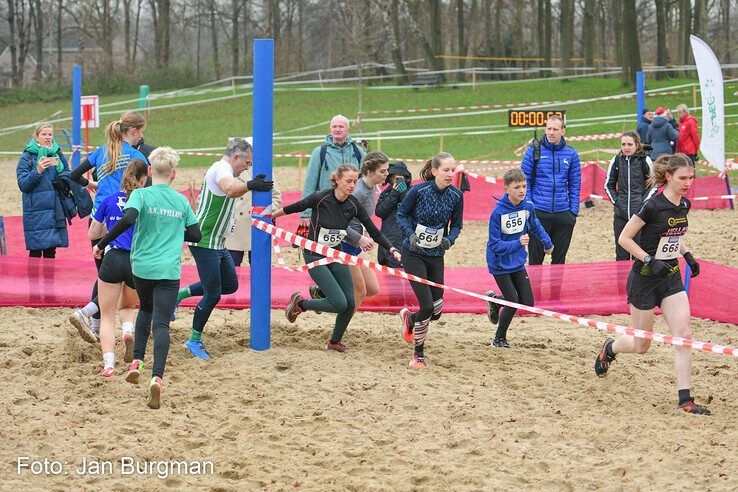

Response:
(121, 158), (149, 198)
(103, 111), (146, 174)
(419, 152), (454, 181)
(648, 153), (693, 188)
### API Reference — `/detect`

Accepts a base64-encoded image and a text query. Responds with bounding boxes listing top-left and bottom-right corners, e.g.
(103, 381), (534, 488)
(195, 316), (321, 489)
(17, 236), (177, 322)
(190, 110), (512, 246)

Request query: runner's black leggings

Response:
(492, 269), (534, 340)
(132, 276), (179, 379)
(402, 246), (445, 354)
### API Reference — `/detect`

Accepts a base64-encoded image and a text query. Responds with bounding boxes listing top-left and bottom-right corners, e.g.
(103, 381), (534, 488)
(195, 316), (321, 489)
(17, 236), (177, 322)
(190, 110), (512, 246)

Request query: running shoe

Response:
(492, 338), (511, 348)
(678, 399), (711, 415)
(326, 339), (350, 352)
(400, 308), (413, 344)
(100, 367), (115, 378)
(185, 340), (212, 359)
(408, 354), (427, 369)
(147, 376), (163, 409)
(69, 310), (98, 344)
(170, 301), (180, 322)
(486, 291), (503, 325)
(121, 332), (135, 363)
(285, 292), (304, 323)
(125, 359), (142, 384)
(309, 285), (324, 314)
(594, 338), (616, 378)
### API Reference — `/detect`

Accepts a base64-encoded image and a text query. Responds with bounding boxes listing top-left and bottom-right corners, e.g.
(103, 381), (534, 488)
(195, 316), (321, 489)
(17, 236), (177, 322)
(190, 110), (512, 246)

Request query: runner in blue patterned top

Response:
(396, 152), (463, 369)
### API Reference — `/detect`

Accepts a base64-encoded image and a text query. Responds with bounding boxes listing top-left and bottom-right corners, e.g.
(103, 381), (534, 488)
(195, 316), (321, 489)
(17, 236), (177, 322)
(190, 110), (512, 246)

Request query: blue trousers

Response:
(188, 246), (239, 333)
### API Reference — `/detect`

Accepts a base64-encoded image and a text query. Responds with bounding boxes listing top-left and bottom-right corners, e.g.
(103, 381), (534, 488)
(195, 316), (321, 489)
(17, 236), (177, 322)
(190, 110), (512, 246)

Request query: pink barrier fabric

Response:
(4, 170), (729, 258)
(1, 256), (736, 325)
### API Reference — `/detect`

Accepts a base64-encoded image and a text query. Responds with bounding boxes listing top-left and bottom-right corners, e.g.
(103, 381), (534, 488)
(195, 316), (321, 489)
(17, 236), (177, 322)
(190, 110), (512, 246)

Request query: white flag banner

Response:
(690, 35), (725, 171)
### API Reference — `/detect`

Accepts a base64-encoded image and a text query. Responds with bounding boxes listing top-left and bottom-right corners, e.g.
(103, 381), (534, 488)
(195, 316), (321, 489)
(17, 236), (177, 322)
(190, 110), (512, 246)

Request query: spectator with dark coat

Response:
(637, 108), (652, 144)
(375, 161), (412, 268)
(675, 104), (701, 163)
(646, 107), (679, 160)
(16, 123), (70, 258)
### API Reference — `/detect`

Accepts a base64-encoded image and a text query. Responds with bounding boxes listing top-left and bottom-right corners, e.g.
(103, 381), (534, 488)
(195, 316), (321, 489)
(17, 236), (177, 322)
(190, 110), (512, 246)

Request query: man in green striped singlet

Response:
(177, 138), (273, 358)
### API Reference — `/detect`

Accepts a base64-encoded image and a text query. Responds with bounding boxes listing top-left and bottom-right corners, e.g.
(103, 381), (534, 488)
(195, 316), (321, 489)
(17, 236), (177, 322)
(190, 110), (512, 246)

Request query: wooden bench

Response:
(411, 72), (442, 89)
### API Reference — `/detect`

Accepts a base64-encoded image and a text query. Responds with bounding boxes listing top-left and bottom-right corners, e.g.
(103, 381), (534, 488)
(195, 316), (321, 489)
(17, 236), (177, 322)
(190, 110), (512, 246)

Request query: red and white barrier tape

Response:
(251, 218), (738, 358)
(567, 132), (623, 142)
(456, 164), (502, 184)
(692, 194), (737, 201)
(271, 238), (341, 272)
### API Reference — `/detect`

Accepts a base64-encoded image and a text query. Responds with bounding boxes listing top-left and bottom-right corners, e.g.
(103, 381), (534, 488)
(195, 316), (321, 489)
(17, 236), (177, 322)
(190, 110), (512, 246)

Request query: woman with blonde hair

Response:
(69, 111), (148, 344)
(16, 123), (70, 258)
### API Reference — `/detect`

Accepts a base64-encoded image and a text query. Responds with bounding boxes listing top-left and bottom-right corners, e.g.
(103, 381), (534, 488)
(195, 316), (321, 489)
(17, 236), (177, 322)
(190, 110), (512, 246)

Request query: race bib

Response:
(317, 227), (347, 247)
(415, 223), (442, 249)
(655, 235), (682, 260)
(501, 211), (526, 235)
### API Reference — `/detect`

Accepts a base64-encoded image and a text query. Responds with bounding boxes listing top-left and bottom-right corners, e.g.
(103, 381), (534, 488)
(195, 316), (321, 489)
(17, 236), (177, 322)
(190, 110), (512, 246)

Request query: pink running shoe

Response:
(400, 308), (413, 344)
(285, 292), (304, 323)
(408, 355), (427, 369)
(100, 366), (115, 378)
(121, 332), (134, 364)
(326, 339), (350, 352)
(125, 359), (142, 385)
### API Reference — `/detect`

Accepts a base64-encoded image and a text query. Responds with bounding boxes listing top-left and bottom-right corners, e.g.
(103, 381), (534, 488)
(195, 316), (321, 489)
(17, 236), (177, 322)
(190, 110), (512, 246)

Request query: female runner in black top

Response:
(272, 164), (401, 352)
(594, 153), (709, 415)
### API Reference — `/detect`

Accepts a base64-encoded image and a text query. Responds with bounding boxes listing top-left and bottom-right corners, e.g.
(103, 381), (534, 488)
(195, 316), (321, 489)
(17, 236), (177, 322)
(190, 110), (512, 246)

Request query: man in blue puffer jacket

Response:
(521, 115), (581, 265)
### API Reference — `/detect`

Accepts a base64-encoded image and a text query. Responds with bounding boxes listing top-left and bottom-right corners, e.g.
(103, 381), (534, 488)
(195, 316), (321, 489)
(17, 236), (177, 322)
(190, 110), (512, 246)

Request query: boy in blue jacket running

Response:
(485, 169), (553, 348)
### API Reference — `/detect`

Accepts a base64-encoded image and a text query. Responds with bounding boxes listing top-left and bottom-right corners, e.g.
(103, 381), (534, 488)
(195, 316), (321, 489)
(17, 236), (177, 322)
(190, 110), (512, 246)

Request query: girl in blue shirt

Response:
(397, 152), (463, 369)
(69, 112), (148, 343)
(486, 168), (553, 348)
(88, 159), (148, 377)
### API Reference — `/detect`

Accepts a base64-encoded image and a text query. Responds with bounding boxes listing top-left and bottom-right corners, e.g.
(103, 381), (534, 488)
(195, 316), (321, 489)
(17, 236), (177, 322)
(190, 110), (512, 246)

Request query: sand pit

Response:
(2, 158), (738, 488)
(1, 308), (738, 489)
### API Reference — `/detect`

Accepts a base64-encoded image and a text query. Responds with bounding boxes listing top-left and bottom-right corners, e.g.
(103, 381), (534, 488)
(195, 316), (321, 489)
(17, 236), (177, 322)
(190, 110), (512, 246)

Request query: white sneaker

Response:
(69, 310), (98, 343)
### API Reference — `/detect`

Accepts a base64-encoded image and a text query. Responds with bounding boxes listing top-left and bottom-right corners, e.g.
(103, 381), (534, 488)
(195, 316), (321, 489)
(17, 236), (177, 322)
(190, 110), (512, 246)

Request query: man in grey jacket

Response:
(298, 115), (366, 230)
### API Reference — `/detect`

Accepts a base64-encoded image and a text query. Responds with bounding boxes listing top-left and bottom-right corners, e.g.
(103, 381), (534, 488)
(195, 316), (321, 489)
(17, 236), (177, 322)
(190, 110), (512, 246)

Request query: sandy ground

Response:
(3, 159), (738, 489)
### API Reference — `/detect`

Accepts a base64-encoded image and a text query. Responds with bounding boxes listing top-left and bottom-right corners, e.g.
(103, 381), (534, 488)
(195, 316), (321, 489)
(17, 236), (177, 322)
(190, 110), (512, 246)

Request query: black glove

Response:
(647, 257), (670, 277)
(440, 237), (451, 250)
(409, 233), (421, 248)
(683, 252), (700, 278)
(247, 174), (274, 192)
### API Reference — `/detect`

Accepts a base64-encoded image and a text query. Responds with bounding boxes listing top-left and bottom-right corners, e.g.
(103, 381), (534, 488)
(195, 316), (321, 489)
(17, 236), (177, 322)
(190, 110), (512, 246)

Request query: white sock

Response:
(103, 352), (114, 369)
(80, 302), (99, 317)
(91, 318), (101, 331)
(121, 322), (134, 335)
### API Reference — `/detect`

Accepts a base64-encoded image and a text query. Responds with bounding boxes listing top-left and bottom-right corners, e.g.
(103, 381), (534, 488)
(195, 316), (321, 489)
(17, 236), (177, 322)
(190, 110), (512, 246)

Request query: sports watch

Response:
(643, 255), (653, 265)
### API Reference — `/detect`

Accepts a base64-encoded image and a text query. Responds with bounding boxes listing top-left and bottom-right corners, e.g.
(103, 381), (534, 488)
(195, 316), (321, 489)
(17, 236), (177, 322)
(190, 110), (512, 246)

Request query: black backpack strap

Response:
(351, 142), (363, 165)
(319, 144), (328, 171)
(529, 138), (541, 190)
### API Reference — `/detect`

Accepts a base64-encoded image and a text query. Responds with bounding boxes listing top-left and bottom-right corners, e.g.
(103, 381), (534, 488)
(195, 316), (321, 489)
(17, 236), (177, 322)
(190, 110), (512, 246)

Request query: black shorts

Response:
(626, 268), (684, 310)
(98, 248), (135, 289)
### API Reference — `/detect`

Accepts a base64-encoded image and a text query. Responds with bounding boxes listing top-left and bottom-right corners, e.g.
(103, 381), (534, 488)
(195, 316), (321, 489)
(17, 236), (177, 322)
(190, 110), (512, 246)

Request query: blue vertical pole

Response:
(72, 65), (82, 169)
(250, 39), (274, 351)
(636, 71), (645, 124)
(684, 264), (692, 295)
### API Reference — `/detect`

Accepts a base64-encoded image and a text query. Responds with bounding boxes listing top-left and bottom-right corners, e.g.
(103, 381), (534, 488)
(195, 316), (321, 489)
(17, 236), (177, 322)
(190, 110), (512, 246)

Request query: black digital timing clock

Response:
(507, 109), (566, 128)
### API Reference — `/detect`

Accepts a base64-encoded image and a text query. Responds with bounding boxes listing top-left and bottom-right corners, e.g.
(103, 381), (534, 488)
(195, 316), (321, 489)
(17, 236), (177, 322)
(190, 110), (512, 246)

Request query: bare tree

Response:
(582, 0), (596, 66)
(677, 0), (691, 67)
(6, 0), (34, 86)
(400, 0), (445, 79)
(721, 0), (731, 63)
(209, 0), (221, 79)
(149, 0), (171, 68)
(56, 0), (62, 79)
(560, 0), (574, 71)
(379, 0), (409, 84)
(230, 0), (243, 76)
(456, 0), (466, 81)
(654, 0), (669, 80)
(692, 0), (705, 39)
(621, 0), (641, 88)
(31, 0), (42, 79)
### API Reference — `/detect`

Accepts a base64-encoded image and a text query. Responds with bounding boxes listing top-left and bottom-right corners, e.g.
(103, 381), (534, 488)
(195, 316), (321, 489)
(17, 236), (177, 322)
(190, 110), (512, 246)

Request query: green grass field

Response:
(0, 76), (736, 179)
